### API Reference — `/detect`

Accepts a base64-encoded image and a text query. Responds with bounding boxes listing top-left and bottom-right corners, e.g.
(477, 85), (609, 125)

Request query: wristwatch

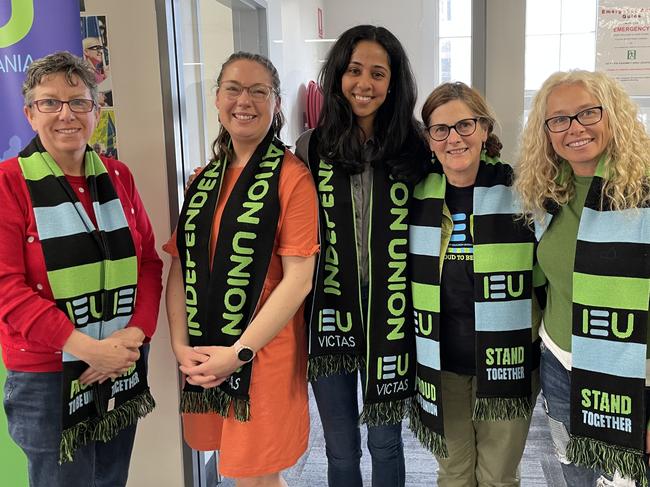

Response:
(234, 340), (255, 363)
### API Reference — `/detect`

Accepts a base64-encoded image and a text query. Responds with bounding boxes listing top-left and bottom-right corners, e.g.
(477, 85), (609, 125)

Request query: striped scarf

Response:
(18, 136), (154, 463)
(305, 129), (416, 425)
(408, 155), (539, 457)
(538, 158), (650, 485)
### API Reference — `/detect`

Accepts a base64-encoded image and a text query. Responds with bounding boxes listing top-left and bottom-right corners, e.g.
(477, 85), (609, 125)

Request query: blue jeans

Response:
(3, 359), (145, 487)
(312, 371), (405, 487)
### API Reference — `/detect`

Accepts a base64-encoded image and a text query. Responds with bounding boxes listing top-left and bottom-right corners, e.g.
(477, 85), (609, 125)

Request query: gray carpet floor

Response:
(219, 386), (566, 486)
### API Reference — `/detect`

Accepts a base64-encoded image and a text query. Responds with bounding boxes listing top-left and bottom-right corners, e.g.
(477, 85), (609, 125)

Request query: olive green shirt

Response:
(538, 175), (593, 352)
(538, 175), (649, 353)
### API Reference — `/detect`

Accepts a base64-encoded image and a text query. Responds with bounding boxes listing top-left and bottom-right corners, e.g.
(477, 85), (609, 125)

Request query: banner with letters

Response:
(0, 0), (82, 160)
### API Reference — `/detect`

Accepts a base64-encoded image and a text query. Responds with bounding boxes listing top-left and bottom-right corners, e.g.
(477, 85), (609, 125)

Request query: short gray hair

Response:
(22, 51), (98, 106)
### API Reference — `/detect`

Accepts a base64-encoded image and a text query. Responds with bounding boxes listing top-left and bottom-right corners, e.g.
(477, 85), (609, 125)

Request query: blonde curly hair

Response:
(515, 70), (650, 223)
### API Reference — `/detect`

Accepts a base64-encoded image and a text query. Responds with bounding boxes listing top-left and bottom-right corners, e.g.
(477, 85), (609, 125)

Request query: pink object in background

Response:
(306, 80), (324, 129)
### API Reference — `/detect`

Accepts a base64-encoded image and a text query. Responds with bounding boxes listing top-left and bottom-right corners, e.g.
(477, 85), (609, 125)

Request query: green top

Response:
(539, 175), (650, 353)
(538, 175), (592, 351)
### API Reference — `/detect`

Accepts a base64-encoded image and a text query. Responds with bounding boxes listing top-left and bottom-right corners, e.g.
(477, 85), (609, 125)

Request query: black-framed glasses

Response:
(218, 81), (276, 102)
(544, 106), (603, 133)
(85, 45), (105, 52)
(427, 118), (480, 141)
(30, 99), (96, 113)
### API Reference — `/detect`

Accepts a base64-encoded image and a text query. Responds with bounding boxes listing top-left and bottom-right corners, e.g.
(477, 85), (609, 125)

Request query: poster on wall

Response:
(81, 15), (113, 107)
(81, 13), (119, 157)
(0, 0), (82, 160)
(596, 1), (650, 95)
(90, 109), (119, 159)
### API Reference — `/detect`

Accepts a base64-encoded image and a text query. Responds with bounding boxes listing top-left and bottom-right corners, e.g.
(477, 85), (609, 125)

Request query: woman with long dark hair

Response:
(295, 25), (428, 487)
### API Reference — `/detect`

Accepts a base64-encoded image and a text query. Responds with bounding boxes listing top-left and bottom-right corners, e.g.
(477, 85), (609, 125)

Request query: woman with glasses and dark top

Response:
(165, 52), (318, 487)
(294, 25), (429, 487)
(515, 70), (650, 486)
(0, 52), (162, 487)
(408, 81), (542, 486)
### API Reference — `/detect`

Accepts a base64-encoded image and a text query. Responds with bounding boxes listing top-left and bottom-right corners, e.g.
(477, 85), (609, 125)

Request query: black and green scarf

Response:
(177, 130), (284, 421)
(305, 129), (416, 425)
(538, 158), (650, 485)
(18, 136), (154, 463)
(408, 155), (540, 457)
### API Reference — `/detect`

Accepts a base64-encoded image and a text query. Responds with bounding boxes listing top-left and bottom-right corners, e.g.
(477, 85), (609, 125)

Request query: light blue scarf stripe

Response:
(578, 207), (650, 244)
(92, 199), (131, 233)
(573, 336), (646, 379)
(33, 202), (94, 240)
(416, 336), (440, 371)
(409, 225), (441, 257)
(473, 185), (522, 215)
(474, 300), (532, 332)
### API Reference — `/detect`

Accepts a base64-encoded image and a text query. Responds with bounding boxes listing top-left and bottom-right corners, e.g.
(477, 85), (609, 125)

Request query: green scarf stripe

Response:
(413, 172), (445, 200)
(47, 257), (138, 298)
(412, 282), (440, 312)
(473, 242), (534, 274)
(18, 151), (63, 180)
(573, 273), (648, 311)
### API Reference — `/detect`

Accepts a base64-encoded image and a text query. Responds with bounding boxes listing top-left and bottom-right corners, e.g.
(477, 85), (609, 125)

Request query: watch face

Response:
(238, 347), (254, 362)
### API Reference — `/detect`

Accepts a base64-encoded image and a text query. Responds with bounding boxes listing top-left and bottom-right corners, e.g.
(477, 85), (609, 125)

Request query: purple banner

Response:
(0, 0), (82, 160)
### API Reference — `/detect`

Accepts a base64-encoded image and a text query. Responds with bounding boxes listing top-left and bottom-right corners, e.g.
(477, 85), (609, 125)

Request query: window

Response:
(438, 0), (472, 85)
(524, 0), (650, 131)
(525, 0), (598, 111)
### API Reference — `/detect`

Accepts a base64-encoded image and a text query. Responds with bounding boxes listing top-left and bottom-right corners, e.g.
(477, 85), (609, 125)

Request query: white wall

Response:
(485, 0), (526, 163)
(268, 0), (325, 145)
(83, 2), (184, 486)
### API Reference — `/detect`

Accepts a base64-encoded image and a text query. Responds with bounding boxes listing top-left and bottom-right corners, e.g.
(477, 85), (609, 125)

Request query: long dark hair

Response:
(317, 25), (428, 183)
(211, 52), (285, 163)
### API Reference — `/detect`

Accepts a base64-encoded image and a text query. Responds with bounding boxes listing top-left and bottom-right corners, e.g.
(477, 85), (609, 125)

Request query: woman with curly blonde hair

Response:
(515, 70), (650, 486)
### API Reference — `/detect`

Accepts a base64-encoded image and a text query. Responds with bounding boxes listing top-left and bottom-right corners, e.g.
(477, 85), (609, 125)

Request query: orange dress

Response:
(164, 151), (319, 477)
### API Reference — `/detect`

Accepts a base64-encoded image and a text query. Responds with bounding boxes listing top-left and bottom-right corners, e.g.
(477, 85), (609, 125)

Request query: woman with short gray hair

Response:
(0, 51), (162, 487)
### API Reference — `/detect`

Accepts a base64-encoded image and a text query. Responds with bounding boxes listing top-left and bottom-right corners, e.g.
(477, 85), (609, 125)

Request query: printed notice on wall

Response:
(596, 1), (650, 95)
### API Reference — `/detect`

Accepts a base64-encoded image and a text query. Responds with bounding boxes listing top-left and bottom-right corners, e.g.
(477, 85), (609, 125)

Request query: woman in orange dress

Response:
(164, 52), (318, 487)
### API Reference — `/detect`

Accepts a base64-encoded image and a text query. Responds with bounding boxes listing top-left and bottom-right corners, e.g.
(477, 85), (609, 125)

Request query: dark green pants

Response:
(435, 371), (539, 487)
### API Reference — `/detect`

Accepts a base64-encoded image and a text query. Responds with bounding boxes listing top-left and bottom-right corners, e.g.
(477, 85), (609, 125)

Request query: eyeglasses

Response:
(218, 81), (276, 102)
(30, 99), (96, 113)
(544, 106), (603, 133)
(85, 45), (105, 52)
(427, 118), (480, 141)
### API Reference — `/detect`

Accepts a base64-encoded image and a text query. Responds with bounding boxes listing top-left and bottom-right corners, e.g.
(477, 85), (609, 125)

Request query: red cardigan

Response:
(0, 155), (163, 372)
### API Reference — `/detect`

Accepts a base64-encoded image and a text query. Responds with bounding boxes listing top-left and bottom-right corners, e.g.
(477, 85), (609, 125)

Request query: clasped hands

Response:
(174, 344), (242, 389)
(79, 327), (144, 386)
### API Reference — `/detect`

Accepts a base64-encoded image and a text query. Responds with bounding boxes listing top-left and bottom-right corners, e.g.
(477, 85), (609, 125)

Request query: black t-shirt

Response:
(440, 183), (476, 375)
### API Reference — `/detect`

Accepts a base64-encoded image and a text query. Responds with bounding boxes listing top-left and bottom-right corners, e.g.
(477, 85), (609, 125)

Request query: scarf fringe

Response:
(407, 399), (448, 458)
(472, 396), (533, 421)
(566, 435), (648, 487)
(359, 397), (409, 426)
(59, 389), (155, 464)
(308, 354), (362, 382)
(180, 388), (250, 421)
